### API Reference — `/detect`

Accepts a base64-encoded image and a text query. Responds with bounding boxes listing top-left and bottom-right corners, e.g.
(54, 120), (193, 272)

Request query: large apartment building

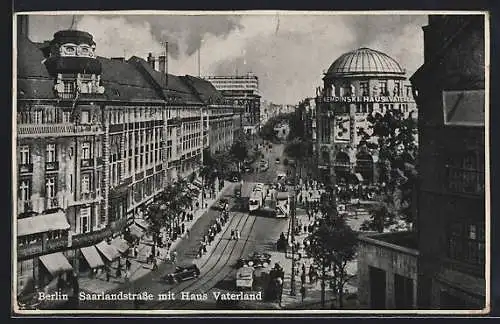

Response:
(203, 73), (261, 136)
(15, 17), (242, 298)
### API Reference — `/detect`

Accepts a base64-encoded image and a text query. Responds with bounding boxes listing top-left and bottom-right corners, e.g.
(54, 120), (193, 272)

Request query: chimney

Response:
(17, 14), (29, 38)
(158, 55), (166, 73)
(147, 52), (156, 70)
(111, 57), (125, 62)
(165, 42), (169, 88)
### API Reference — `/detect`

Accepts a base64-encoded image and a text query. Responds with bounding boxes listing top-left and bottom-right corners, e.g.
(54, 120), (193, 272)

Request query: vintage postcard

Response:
(12, 11), (490, 315)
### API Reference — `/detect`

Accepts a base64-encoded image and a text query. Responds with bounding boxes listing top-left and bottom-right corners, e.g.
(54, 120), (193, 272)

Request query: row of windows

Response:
(19, 142), (95, 165)
(18, 110), (72, 124)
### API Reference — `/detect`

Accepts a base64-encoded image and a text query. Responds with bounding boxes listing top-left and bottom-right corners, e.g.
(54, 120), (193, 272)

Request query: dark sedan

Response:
(162, 264), (200, 284)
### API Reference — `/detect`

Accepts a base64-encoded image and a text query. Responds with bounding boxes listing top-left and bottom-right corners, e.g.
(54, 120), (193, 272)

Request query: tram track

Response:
(148, 211), (256, 309)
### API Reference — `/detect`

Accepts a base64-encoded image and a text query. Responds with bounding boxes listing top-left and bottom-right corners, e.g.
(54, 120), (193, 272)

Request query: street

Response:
(78, 143), (291, 310)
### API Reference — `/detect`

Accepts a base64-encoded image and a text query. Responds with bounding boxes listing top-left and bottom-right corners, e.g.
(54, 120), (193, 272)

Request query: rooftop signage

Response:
(317, 96), (413, 103)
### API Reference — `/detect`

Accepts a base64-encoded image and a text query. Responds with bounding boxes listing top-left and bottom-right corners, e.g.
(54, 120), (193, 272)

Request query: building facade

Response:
(15, 20), (241, 298)
(315, 47), (417, 184)
(410, 15), (486, 309)
(204, 73), (261, 135)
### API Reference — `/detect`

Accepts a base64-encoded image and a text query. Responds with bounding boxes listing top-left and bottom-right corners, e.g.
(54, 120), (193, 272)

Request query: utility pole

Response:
(289, 162), (297, 296)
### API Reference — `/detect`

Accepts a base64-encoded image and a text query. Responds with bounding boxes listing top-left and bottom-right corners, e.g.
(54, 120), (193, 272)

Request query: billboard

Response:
(334, 114), (350, 143)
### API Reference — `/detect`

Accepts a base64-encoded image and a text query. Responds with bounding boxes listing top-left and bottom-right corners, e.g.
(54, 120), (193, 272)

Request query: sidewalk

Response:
(265, 206), (358, 309)
(79, 181), (236, 295)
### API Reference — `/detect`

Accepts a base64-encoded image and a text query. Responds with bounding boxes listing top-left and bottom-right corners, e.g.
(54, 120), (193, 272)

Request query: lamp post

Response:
(289, 163), (297, 296)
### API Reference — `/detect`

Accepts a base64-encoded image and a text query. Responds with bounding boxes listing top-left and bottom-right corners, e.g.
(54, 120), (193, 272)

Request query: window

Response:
(32, 110), (42, 124)
(360, 82), (369, 96)
(379, 81), (387, 95)
(81, 174), (91, 193)
(79, 207), (91, 233)
(446, 152), (484, 194)
(19, 145), (30, 164)
(19, 179), (31, 201)
(448, 221), (485, 265)
(393, 81), (401, 96)
(82, 142), (91, 159)
(80, 110), (90, 124)
(46, 143), (56, 162)
(64, 81), (74, 94)
(45, 176), (56, 198)
(62, 111), (71, 123)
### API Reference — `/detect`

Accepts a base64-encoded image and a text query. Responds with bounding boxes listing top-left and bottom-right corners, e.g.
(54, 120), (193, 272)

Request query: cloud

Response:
(27, 13), (427, 104)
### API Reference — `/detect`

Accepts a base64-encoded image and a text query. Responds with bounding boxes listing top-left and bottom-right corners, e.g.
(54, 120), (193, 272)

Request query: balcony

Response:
(45, 197), (60, 209)
(18, 164), (33, 174)
(17, 240), (43, 259)
(81, 158), (94, 168)
(45, 236), (70, 250)
(45, 161), (59, 171)
(71, 227), (113, 248)
(67, 191), (101, 207)
(17, 123), (104, 138)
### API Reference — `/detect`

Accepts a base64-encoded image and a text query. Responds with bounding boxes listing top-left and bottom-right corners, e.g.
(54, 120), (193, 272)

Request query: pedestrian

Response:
(300, 285), (306, 302)
(124, 269), (130, 283)
(126, 258), (131, 271)
(171, 251), (177, 263)
(235, 229), (240, 240)
(301, 271), (306, 285)
(106, 267), (110, 281)
(230, 229), (235, 240)
(181, 223), (185, 234)
(152, 258), (158, 271)
(116, 266), (122, 278)
(198, 246), (203, 258)
(186, 229), (190, 239)
(302, 263), (306, 274)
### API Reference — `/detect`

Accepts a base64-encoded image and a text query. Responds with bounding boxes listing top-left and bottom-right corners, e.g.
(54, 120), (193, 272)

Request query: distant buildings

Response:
(15, 16), (242, 299)
(203, 73), (261, 135)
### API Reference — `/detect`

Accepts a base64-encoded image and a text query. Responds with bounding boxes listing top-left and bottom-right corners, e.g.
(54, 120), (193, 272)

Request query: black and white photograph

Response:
(12, 11), (489, 314)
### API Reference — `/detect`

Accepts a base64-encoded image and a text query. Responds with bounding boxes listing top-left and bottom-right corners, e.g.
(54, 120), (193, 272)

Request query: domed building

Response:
(315, 47), (417, 184)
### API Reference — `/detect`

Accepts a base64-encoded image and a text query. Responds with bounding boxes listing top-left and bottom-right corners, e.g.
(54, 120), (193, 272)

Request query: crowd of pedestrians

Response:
(197, 208), (230, 258)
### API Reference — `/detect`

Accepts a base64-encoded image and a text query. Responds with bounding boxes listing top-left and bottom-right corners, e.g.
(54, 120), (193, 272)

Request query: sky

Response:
(24, 13), (427, 105)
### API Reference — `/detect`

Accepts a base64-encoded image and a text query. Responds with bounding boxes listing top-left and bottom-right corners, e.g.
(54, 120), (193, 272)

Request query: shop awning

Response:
(128, 224), (144, 238)
(95, 241), (121, 262)
(134, 218), (149, 230)
(39, 252), (73, 276)
(80, 246), (105, 268)
(355, 173), (364, 182)
(110, 237), (130, 254)
(17, 211), (70, 237)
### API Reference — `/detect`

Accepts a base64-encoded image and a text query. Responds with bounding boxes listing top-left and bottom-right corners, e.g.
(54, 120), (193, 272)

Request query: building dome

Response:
(325, 47), (405, 78)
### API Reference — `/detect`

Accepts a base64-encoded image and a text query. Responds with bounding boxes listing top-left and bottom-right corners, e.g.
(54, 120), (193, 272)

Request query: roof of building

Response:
(180, 75), (226, 104)
(17, 33), (203, 104)
(325, 47), (406, 78)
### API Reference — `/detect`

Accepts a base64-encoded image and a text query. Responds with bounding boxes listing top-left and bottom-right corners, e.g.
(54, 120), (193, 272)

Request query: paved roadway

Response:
(79, 143), (291, 310)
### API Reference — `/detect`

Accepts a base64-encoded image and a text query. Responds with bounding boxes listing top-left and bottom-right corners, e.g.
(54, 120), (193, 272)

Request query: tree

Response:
(362, 109), (418, 230)
(284, 137), (312, 179)
(143, 179), (194, 256)
(229, 135), (249, 170)
(305, 204), (358, 309)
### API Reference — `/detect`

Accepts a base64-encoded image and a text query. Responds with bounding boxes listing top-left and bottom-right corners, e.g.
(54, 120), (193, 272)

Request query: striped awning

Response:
(17, 211), (70, 237)
(80, 246), (105, 268)
(95, 241), (121, 262)
(128, 223), (144, 238)
(39, 252), (73, 276)
(110, 237), (130, 254)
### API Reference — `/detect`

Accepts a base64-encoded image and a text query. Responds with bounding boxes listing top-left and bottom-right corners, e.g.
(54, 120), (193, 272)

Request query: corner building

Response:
(411, 15), (486, 310)
(315, 47), (417, 184)
(15, 20), (242, 298)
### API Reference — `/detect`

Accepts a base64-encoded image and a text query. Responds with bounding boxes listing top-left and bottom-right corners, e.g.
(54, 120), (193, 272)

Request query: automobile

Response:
(243, 165), (254, 173)
(275, 158), (280, 164)
(235, 266), (254, 290)
(228, 171), (241, 182)
(163, 264), (200, 284)
(237, 252), (272, 269)
(214, 198), (229, 211)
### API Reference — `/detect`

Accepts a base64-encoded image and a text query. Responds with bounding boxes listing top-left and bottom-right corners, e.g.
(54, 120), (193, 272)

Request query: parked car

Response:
(243, 166), (254, 173)
(163, 264), (200, 284)
(237, 252), (272, 269)
(228, 171), (241, 182)
(235, 266), (254, 290)
(275, 158), (280, 164)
